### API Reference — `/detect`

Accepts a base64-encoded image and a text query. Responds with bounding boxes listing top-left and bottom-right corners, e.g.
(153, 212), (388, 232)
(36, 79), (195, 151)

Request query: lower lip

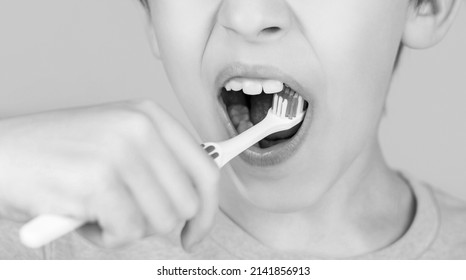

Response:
(217, 95), (313, 167)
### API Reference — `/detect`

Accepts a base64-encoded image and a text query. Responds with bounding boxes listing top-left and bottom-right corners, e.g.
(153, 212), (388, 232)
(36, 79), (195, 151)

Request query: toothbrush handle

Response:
(20, 215), (84, 248)
(208, 113), (283, 167)
(220, 116), (277, 152)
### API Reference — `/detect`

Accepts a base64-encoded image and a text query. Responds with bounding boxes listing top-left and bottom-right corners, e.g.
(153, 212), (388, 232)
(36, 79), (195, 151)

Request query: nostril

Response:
(261, 26), (281, 34)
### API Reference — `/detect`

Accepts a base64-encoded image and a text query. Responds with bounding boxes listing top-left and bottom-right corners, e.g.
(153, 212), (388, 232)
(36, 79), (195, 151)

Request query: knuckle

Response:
(180, 197), (200, 220)
(121, 111), (153, 136)
(105, 113), (157, 151)
(125, 224), (146, 241)
(88, 161), (116, 189)
(154, 215), (177, 235)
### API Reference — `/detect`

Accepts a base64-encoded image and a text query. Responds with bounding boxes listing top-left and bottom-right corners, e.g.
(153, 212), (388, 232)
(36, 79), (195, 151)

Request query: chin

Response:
(225, 163), (334, 213)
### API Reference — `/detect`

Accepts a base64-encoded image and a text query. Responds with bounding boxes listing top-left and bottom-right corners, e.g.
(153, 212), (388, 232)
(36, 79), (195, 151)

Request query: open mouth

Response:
(219, 78), (309, 149)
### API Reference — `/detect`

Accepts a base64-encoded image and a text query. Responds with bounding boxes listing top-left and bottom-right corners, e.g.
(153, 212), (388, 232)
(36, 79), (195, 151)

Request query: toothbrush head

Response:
(272, 90), (305, 119)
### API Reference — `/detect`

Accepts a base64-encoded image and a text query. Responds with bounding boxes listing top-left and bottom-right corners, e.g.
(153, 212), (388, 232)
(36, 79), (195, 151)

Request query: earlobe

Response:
(402, 0), (462, 49)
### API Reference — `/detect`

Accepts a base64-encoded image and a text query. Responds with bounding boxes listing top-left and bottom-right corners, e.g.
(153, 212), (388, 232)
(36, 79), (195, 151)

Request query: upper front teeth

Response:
(224, 78), (284, 95)
(227, 80), (242, 91)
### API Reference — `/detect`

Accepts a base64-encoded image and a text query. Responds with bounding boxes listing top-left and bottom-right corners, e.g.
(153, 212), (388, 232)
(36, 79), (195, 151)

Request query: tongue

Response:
(249, 94), (273, 125)
(249, 94), (301, 140)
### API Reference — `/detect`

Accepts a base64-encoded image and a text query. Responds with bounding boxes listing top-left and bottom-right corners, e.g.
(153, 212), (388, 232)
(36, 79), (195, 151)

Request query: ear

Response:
(402, 0), (462, 49)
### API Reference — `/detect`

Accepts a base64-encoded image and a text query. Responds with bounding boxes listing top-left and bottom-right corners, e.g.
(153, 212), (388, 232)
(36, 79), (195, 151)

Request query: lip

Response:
(215, 63), (313, 166)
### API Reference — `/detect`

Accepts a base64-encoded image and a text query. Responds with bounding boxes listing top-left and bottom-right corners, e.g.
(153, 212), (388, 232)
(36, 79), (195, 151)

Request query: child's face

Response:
(148, 0), (410, 210)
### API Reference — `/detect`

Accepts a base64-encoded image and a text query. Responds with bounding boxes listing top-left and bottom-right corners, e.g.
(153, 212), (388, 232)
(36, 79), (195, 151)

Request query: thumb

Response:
(180, 203), (218, 252)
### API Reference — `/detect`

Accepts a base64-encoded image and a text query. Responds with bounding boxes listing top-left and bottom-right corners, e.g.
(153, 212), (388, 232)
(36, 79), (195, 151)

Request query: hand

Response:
(0, 99), (219, 250)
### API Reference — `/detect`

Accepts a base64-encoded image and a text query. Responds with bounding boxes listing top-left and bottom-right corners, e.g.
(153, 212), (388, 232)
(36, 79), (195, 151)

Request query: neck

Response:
(220, 142), (415, 258)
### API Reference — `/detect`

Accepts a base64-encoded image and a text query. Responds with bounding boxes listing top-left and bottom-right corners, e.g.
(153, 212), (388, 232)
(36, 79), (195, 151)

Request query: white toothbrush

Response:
(19, 91), (306, 248)
(202, 91), (305, 167)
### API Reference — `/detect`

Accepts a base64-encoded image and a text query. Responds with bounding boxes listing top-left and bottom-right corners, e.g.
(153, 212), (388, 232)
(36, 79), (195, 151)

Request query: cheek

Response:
(152, 6), (205, 88)
(151, 0), (220, 72)
(297, 0), (407, 135)
(151, 1), (221, 131)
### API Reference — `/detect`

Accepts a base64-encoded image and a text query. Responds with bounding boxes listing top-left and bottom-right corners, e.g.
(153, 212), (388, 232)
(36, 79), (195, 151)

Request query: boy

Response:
(0, 0), (465, 259)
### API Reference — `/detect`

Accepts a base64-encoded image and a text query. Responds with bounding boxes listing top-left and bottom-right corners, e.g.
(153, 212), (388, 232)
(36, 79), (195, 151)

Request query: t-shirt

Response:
(1, 175), (466, 259)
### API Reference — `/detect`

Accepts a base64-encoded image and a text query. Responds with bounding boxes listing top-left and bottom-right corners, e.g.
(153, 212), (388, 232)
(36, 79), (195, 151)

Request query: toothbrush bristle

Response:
(285, 92), (293, 117)
(297, 96), (304, 116)
(291, 93), (299, 118)
(278, 96), (284, 116)
(272, 87), (305, 119)
(281, 99), (288, 118)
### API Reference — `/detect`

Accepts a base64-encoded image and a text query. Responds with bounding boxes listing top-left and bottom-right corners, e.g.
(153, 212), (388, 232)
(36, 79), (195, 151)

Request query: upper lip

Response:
(215, 62), (308, 98)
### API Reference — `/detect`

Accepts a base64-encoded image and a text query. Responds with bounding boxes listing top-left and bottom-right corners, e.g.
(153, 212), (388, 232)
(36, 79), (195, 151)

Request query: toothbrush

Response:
(19, 90), (306, 248)
(202, 91), (305, 167)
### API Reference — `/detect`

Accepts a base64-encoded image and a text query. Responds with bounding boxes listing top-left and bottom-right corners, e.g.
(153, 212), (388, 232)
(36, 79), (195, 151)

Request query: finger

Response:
(134, 100), (219, 177)
(80, 185), (146, 248)
(143, 133), (200, 220)
(155, 118), (219, 250)
(121, 155), (184, 236)
(135, 101), (220, 249)
(180, 178), (218, 251)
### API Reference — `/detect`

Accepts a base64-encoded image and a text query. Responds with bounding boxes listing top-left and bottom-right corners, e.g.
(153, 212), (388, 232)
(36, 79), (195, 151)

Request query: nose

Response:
(217, 0), (292, 43)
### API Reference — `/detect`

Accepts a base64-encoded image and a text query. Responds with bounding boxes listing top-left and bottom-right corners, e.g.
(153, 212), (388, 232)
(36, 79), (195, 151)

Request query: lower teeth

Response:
(237, 119), (254, 134)
(228, 105), (250, 126)
(227, 104), (255, 134)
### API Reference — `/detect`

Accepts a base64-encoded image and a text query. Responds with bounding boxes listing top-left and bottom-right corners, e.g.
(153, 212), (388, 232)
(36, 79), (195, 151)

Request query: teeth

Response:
(262, 80), (284, 94)
(242, 80), (262, 95)
(227, 105), (250, 126)
(229, 80), (243, 91)
(224, 78), (284, 95)
(237, 120), (254, 134)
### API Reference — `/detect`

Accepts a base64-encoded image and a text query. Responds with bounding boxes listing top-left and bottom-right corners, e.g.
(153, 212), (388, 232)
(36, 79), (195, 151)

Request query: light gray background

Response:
(1, 0), (465, 198)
